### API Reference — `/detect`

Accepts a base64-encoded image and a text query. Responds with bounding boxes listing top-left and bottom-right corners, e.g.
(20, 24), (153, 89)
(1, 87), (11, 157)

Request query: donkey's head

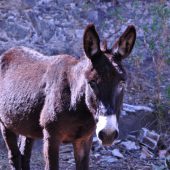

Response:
(84, 24), (136, 145)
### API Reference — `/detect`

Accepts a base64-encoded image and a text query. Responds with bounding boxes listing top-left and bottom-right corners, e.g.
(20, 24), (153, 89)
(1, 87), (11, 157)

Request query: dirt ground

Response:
(0, 138), (166, 170)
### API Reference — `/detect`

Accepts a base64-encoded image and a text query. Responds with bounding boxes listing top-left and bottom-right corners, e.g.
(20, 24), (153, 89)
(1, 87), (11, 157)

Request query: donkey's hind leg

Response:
(18, 136), (34, 170)
(0, 124), (21, 170)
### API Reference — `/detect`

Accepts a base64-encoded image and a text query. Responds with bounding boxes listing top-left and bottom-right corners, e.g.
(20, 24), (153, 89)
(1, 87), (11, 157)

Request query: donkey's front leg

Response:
(73, 136), (93, 170)
(0, 124), (21, 170)
(18, 136), (34, 170)
(43, 128), (60, 170)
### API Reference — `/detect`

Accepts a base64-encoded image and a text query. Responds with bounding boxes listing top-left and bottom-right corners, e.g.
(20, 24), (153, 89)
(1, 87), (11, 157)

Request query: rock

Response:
(87, 10), (99, 23)
(0, 20), (6, 30)
(158, 150), (167, 158)
(119, 105), (157, 139)
(100, 156), (118, 163)
(140, 146), (154, 159)
(39, 20), (55, 42)
(121, 110), (127, 116)
(122, 103), (154, 113)
(126, 135), (137, 141)
(94, 153), (101, 158)
(138, 128), (160, 150)
(75, 29), (84, 39)
(106, 157), (118, 163)
(38, 0), (54, 4)
(63, 28), (76, 40)
(100, 0), (119, 5)
(67, 158), (75, 164)
(121, 141), (139, 150)
(112, 149), (124, 158)
(21, 0), (36, 9)
(28, 11), (55, 42)
(6, 23), (29, 40)
(57, 0), (74, 6)
(93, 136), (99, 143)
(100, 149), (109, 155)
(86, 9), (105, 25)
(151, 164), (166, 170)
(165, 157), (170, 170)
(27, 11), (40, 33)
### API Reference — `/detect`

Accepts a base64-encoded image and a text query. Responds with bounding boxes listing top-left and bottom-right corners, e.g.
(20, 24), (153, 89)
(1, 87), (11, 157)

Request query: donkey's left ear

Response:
(112, 25), (136, 59)
(83, 24), (100, 59)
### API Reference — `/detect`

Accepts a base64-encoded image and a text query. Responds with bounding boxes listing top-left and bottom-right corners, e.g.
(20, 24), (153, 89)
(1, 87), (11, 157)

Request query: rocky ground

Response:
(0, 0), (170, 169)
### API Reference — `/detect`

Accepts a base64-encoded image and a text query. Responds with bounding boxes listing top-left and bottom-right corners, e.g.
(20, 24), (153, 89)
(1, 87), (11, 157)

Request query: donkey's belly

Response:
(1, 112), (43, 139)
(0, 90), (45, 139)
(0, 87), (45, 138)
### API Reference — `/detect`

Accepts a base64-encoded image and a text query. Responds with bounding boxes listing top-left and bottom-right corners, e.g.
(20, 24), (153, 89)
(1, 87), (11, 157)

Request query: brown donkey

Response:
(0, 24), (136, 170)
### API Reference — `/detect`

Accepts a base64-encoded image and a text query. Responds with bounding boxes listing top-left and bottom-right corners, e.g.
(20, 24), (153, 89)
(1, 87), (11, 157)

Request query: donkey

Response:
(0, 24), (136, 170)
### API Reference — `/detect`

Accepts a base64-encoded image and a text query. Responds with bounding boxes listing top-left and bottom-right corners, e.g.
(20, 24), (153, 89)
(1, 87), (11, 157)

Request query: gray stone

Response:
(6, 23), (29, 40)
(112, 149), (124, 158)
(122, 103), (154, 113)
(63, 28), (76, 40)
(121, 141), (139, 150)
(100, 156), (118, 163)
(106, 157), (118, 163)
(75, 29), (84, 38)
(27, 11), (55, 42)
(57, 0), (74, 6)
(138, 128), (160, 150)
(140, 146), (154, 159)
(94, 153), (101, 158)
(39, 20), (55, 42)
(86, 10), (105, 25)
(165, 157), (170, 169)
(22, 0), (36, 9)
(158, 150), (167, 158)
(27, 11), (40, 33)
(100, 150), (109, 155)
(87, 10), (99, 23)
(0, 20), (6, 30)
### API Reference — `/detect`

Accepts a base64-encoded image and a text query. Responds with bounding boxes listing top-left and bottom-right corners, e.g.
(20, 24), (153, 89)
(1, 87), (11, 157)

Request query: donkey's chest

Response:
(56, 112), (96, 143)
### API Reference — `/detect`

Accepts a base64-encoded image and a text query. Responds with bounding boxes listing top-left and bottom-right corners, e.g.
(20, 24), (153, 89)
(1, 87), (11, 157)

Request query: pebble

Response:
(100, 156), (118, 163)
(121, 141), (140, 150)
(112, 149), (124, 159)
(140, 146), (154, 159)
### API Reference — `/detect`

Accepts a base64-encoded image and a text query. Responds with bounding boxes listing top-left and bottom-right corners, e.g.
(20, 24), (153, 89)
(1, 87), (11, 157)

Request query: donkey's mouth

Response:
(99, 138), (116, 146)
(101, 141), (113, 146)
(97, 137), (114, 146)
(97, 129), (119, 146)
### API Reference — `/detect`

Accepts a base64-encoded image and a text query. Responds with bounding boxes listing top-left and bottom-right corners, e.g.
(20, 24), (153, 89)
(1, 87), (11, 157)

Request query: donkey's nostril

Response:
(98, 130), (105, 141)
(113, 130), (119, 140)
(98, 130), (119, 145)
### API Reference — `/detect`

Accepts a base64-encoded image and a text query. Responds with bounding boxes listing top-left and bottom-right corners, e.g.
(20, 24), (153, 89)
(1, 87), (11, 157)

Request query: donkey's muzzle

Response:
(98, 129), (118, 146)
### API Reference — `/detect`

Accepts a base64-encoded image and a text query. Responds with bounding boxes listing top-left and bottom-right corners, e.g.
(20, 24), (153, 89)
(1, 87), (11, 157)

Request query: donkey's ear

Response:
(112, 25), (136, 59)
(83, 24), (100, 59)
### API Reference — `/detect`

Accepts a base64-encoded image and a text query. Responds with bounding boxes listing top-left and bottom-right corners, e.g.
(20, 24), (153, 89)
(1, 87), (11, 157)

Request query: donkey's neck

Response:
(69, 57), (91, 111)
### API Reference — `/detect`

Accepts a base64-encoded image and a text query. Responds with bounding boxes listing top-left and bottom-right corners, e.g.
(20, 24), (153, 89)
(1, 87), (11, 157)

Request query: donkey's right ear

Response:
(112, 25), (136, 60)
(83, 24), (101, 59)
